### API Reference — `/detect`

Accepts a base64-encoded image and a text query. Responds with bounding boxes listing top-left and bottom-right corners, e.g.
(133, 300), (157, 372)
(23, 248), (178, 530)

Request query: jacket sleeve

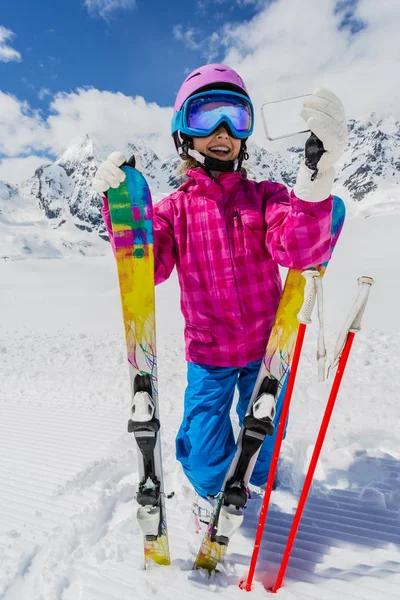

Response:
(153, 197), (177, 285)
(101, 197), (116, 256)
(264, 182), (333, 269)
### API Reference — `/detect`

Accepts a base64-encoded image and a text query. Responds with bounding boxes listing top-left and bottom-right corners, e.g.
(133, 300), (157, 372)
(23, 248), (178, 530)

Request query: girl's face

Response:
(192, 125), (241, 162)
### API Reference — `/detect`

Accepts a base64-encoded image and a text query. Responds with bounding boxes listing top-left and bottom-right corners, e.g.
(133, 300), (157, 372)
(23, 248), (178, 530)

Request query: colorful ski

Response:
(194, 196), (346, 572)
(108, 159), (170, 568)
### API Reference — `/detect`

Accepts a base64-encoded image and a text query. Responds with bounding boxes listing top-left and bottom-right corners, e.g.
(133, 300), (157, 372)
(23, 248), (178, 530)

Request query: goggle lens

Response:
(185, 93), (253, 135)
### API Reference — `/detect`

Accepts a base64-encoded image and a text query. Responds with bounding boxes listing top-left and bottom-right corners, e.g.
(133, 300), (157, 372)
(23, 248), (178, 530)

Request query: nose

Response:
(214, 124), (230, 137)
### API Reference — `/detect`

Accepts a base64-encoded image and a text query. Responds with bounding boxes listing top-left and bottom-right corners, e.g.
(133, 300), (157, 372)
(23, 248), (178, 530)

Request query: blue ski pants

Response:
(175, 360), (288, 498)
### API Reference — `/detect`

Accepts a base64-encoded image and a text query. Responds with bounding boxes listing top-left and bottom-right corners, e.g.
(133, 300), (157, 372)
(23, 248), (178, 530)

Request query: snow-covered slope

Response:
(1, 113), (400, 260)
(0, 206), (399, 599)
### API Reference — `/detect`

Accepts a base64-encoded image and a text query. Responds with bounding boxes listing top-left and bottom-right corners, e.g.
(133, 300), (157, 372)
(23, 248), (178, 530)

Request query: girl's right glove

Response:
(92, 151), (127, 195)
(294, 88), (347, 202)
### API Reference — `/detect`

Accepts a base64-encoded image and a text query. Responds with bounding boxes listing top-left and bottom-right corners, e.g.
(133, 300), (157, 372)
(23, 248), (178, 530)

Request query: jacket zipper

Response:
(233, 208), (244, 255)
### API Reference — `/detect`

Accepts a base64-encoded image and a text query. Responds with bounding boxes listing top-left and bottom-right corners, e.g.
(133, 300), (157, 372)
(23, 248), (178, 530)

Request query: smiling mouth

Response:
(208, 146), (231, 157)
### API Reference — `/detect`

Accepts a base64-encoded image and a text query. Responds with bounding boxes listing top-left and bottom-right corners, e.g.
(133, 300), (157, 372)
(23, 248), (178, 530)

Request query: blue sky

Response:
(0, 0), (399, 184)
(0, 0), (259, 113)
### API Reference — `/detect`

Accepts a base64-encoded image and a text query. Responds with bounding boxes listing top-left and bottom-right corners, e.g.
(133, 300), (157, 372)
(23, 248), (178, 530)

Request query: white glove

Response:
(92, 151), (127, 195)
(294, 88), (347, 202)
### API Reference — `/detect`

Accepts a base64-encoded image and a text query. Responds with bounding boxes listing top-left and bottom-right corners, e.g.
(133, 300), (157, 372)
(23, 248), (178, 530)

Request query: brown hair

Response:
(179, 157), (201, 176)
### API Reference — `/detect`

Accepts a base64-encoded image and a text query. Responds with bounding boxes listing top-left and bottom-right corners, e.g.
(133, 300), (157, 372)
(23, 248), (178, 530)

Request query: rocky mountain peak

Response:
(1, 113), (400, 259)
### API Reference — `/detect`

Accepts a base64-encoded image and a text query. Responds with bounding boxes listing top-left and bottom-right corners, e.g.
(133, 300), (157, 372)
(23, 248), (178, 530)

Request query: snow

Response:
(1, 208), (400, 599)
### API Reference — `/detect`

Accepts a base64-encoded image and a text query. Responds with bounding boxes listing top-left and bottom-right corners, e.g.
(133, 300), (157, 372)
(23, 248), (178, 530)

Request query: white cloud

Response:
(0, 92), (48, 155)
(197, 0), (261, 8)
(83, 0), (136, 19)
(0, 26), (21, 63)
(46, 88), (173, 157)
(173, 25), (202, 51)
(0, 156), (49, 185)
(38, 88), (52, 101)
(0, 88), (174, 168)
(175, 0), (400, 143)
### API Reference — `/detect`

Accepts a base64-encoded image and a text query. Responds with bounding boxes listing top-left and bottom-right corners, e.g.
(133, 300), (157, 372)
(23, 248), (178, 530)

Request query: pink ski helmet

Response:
(172, 64), (252, 172)
(173, 63), (249, 112)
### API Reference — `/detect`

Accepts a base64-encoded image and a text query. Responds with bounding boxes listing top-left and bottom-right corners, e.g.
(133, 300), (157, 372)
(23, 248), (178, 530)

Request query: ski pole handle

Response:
(297, 270), (320, 324)
(329, 276), (374, 374)
(349, 276), (374, 331)
(298, 270), (326, 380)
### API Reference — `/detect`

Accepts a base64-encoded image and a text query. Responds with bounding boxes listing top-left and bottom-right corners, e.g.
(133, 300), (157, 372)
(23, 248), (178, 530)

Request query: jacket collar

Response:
(182, 167), (244, 196)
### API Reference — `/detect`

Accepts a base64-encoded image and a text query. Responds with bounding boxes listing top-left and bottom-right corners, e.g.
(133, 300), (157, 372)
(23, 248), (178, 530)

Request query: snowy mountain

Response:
(18, 135), (108, 237)
(1, 113), (400, 259)
(338, 115), (400, 216)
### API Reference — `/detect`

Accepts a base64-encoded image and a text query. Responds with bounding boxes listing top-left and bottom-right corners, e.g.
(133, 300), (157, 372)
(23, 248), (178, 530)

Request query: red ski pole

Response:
(271, 276), (374, 593)
(272, 331), (354, 592)
(240, 270), (321, 592)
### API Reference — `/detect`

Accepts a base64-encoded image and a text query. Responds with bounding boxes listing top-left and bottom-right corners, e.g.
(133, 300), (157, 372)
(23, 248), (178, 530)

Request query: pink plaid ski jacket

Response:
(102, 167), (333, 367)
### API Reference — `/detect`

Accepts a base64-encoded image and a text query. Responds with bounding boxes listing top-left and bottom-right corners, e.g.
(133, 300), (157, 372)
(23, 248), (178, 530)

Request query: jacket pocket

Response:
(185, 324), (213, 344)
(240, 209), (266, 256)
(240, 209), (264, 230)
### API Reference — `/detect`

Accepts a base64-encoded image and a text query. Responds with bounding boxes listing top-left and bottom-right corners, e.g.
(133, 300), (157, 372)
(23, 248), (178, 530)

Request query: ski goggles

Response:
(172, 90), (254, 139)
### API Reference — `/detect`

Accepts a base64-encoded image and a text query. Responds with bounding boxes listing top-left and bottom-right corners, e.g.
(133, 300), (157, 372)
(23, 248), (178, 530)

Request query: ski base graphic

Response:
(108, 163), (170, 568)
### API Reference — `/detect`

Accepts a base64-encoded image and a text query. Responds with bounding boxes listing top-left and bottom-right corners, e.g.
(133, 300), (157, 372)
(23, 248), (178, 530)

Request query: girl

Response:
(93, 64), (347, 534)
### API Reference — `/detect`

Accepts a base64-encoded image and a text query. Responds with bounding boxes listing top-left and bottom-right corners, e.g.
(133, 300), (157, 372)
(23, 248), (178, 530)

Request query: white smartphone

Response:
(261, 94), (312, 141)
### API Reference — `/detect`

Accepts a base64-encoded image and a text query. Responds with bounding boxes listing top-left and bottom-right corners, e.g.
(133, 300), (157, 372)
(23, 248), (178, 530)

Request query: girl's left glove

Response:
(92, 151), (127, 195)
(294, 88), (347, 202)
